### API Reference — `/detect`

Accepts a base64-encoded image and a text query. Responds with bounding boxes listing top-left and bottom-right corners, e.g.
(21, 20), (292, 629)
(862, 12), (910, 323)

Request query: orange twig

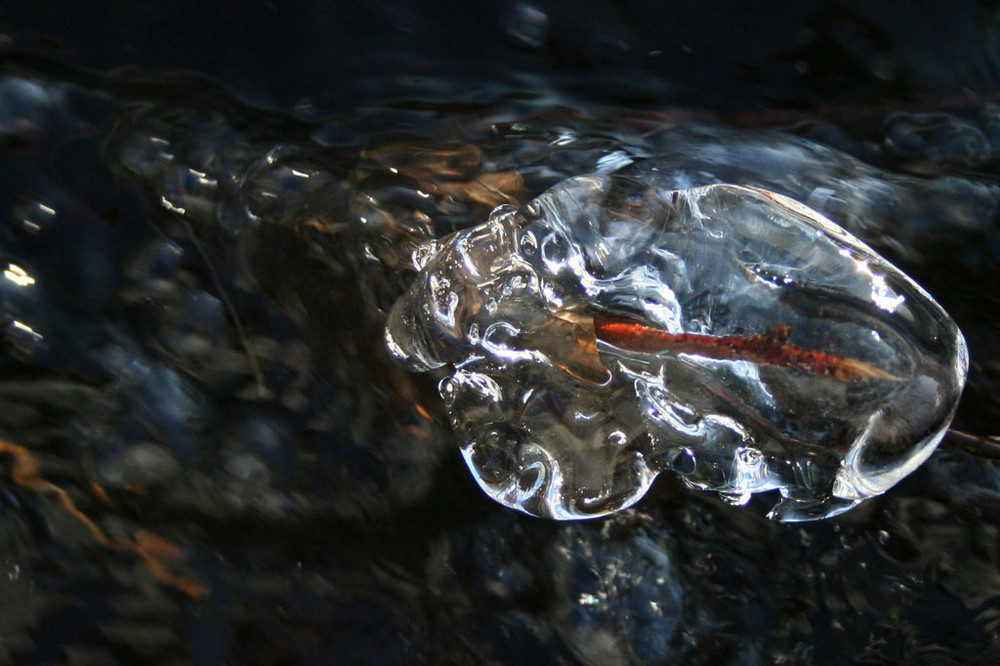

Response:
(593, 314), (902, 381)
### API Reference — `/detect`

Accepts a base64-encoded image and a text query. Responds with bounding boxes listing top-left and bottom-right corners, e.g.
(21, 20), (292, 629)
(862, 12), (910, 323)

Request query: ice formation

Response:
(385, 175), (968, 521)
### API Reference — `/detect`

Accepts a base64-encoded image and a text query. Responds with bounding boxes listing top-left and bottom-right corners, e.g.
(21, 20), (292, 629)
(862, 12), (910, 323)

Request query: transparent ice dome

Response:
(385, 175), (968, 521)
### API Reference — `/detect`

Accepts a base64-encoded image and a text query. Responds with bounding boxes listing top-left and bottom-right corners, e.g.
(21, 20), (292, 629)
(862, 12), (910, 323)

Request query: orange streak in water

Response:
(0, 439), (205, 598)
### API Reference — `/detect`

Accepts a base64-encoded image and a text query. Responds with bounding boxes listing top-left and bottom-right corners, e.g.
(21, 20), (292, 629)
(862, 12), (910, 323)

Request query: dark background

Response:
(1, 2), (999, 665)
(5, 1), (1000, 114)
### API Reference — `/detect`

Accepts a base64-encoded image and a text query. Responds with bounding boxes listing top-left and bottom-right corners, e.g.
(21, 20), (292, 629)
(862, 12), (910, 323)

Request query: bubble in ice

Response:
(385, 174), (968, 521)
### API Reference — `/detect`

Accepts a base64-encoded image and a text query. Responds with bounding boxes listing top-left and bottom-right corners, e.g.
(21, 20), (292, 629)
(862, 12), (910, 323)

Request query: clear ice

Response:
(385, 174), (969, 521)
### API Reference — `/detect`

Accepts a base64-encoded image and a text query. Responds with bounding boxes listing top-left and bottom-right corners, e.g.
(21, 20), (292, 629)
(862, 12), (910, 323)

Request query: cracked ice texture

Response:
(385, 174), (968, 521)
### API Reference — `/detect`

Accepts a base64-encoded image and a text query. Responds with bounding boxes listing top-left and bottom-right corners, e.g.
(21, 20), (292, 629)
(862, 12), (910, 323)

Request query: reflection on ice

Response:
(387, 177), (969, 521)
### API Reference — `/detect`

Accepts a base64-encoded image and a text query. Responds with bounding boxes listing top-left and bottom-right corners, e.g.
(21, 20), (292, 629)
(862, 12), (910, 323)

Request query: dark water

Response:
(1, 2), (999, 664)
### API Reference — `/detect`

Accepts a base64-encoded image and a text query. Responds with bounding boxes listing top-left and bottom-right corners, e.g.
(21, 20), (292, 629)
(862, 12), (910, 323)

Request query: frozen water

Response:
(386, 175), (969, 520)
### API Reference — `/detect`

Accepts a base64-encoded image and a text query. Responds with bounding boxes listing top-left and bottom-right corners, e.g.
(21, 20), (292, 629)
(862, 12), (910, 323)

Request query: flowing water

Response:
(1, 2), (999, 664)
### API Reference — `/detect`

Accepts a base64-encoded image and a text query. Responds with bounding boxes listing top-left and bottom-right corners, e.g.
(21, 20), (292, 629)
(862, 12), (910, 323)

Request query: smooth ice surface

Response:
(386, 176), (969, 520)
